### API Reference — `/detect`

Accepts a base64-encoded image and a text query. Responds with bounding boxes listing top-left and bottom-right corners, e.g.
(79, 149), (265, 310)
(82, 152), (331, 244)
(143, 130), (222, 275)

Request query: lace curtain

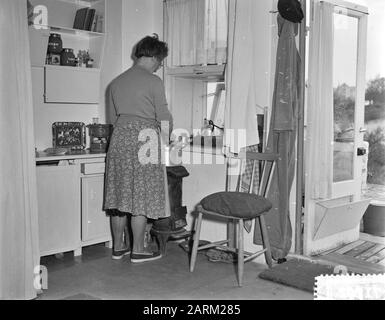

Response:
(165, 0), (228, 66)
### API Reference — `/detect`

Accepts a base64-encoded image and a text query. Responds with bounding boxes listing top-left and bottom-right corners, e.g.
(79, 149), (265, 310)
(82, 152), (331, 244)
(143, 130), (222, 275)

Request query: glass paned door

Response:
(331, 5), (367, 200)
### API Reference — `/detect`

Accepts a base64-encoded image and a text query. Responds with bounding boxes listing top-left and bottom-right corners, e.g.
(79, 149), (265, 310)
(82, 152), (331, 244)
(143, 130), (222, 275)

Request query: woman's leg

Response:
(131, 215), (147, 253)
(124, 223), (131, 249)
(111, 215), (128, 251)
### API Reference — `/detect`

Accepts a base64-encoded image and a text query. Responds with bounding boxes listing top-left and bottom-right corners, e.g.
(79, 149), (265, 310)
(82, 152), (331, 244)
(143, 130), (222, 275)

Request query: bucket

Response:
(363, 201), (385, 237)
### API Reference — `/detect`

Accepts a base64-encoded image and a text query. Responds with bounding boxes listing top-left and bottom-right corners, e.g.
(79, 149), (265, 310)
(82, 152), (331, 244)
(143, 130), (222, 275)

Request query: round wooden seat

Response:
(200, 191), (273, 219)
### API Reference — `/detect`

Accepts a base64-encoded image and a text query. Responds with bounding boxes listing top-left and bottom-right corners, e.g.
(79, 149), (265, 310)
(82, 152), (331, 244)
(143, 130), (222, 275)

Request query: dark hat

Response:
(278, 0), (304, 23)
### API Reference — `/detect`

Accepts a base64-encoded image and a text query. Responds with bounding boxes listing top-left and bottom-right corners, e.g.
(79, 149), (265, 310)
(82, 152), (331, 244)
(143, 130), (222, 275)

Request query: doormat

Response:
(61, 293), (102, 300)
(258, 258), (337, 293)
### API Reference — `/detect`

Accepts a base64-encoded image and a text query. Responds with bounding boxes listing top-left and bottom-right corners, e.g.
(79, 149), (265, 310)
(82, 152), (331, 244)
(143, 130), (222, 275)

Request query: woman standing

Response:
(104, 34), (172, 263)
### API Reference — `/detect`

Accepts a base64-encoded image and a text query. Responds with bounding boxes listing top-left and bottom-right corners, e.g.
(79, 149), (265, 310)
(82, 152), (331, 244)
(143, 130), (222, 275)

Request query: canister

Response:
(47, 33), (63, 54)
(60, 48), (76, 67)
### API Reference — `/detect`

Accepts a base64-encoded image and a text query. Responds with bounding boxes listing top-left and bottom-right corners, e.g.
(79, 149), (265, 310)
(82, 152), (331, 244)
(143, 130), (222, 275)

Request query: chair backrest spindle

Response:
(248, 160), (257, 194)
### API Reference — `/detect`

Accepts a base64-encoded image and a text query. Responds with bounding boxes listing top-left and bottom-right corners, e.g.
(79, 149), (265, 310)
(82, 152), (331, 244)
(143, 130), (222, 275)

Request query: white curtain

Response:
(0, 0), (40, 299)
(223, 0), (259, 153)
(306, 0), (334, 199)
(165, 0), (228, 66)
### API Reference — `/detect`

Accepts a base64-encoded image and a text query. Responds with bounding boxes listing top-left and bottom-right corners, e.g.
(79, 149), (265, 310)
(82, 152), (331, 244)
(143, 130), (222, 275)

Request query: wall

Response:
(122, 0), (163, 72)
(100, 0), (123, 122)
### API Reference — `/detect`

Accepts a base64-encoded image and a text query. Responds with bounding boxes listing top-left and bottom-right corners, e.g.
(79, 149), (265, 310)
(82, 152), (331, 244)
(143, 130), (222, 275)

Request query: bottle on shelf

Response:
(86, 59), (94, 68)
(77, 50), (83, 67)
(96, 16), (104, 33)
(84, 50), (90, 66)
(77, 50), (92, 68)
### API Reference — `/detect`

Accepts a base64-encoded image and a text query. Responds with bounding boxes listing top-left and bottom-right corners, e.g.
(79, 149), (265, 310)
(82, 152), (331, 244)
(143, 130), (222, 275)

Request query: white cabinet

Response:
(36, 163), (81, 256)
(44, 65), (100, 104)
(36, 155), (111, 257)
(81, 175), (111, 244)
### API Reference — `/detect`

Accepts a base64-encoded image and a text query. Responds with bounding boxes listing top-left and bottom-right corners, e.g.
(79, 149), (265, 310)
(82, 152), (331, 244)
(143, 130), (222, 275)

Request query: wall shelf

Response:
(32, 24), (105, 38)
(44, 64), (100, 72)
(29, 0), (106, 69)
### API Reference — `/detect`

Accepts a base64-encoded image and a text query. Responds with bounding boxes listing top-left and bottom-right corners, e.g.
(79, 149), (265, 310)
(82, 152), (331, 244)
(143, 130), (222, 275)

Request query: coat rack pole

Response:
(295, 0), (307, 254)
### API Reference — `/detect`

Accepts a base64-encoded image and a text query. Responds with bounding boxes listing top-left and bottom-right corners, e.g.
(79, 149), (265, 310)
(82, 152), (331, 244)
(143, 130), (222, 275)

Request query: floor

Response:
(37, 241), (313, 300)
(317, 233), (385, 274)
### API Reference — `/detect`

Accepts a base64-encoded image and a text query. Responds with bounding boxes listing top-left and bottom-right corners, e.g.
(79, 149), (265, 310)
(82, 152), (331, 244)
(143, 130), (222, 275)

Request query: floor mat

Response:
(206, 248), (236, 264)
(61, 293), (102, 300)
(258, 258), (337, 293)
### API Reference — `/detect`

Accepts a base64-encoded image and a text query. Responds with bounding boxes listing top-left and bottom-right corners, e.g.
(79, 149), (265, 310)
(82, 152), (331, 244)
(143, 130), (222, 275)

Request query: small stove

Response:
(151, 165), (191, 253)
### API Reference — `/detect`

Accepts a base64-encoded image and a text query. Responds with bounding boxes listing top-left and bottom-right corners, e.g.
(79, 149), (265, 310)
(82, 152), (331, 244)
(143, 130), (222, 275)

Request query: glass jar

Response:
(86, 59), (94, 68)
(60, 48), (76, 67)
(47, 33), (63, 54)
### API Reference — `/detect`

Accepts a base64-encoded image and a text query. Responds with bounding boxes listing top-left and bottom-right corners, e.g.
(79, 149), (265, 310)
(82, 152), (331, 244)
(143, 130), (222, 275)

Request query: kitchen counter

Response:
(35, 144), (224, 166)
(36, 150), (106, 162)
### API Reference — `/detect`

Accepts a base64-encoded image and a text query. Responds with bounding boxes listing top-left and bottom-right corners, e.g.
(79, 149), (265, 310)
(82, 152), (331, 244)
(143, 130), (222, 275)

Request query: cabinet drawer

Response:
(82, 162), (105, 175)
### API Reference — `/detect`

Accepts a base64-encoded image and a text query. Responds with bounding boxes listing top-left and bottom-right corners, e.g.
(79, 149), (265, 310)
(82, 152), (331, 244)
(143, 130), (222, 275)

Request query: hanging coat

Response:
(253, 14), (302, 259)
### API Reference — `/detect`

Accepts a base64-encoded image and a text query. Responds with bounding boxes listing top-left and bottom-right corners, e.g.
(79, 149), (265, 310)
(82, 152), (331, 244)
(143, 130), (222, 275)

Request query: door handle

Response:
(357, 147), (366, 156)
(359, 128), (367, 133)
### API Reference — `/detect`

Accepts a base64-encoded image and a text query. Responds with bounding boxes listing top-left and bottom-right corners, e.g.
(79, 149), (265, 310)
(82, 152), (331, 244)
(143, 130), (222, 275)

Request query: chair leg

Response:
(258, 215), (273, 268)
(190, 212), (203, 272)
(237, 219), (244, 287)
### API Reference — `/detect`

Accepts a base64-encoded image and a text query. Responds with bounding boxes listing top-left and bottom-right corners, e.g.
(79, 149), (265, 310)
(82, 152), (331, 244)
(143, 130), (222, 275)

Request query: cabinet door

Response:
(44, 66), (100, 104)
(81, 175), (111, 242)
(36, 164), (81, 256)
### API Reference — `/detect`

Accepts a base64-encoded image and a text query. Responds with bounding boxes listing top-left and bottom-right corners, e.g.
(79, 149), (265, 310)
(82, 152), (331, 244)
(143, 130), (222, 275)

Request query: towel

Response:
(240, 145), (260, 232)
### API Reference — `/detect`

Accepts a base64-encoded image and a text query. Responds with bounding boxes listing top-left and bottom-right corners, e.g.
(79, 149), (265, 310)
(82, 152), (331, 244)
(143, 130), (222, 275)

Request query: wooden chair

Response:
(189, 151), (278, 286)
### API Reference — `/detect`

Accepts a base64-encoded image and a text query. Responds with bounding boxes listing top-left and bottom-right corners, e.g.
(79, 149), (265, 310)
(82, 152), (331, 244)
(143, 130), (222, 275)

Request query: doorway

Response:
(303, 0), (371, 256)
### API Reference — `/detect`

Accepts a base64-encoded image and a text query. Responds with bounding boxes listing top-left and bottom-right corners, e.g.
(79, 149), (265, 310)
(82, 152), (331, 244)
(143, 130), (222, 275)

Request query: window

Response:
(333, 13), (358, 182)
(164, 0), (228, 146)
(164, 0), (228, 67)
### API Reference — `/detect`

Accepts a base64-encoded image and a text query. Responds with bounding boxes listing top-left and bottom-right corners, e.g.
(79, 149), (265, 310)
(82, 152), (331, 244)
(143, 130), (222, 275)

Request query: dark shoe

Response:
(130, 251), (162, 263)
(112, 248), (131, 260)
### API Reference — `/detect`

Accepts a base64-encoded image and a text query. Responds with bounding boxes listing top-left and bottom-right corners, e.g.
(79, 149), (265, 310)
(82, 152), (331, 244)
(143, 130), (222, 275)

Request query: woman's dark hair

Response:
(134, 34), (168, 61)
